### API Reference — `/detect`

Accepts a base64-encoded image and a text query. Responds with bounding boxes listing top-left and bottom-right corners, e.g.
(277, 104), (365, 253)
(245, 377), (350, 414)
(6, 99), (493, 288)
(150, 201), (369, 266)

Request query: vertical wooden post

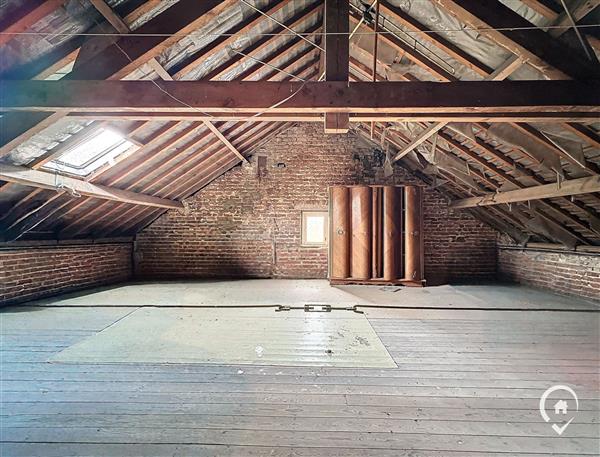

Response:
(383, 186), (402, 281)
(324, 0), (349, 134)
(351, 186), (372, 279)
(404, 186), (423, 283)
(330, 186), (350, 279)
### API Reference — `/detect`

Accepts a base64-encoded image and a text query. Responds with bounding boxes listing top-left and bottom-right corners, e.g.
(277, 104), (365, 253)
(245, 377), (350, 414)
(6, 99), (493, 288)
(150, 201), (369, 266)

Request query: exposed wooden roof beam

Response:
(4, 80), (597, 119)
(440, 130), (600, 236)
(91, 122), (287, 238)
(89, 0), (130, 33)
(0, 164), (183, 210)
(114, 123), (292, 237)
(202, 2), (323, 81)
(349, 11), (455, 81)
(89, 0), (176, 82)
(0, 0), (65, 46)
(520, 0), (562, 20)
(170, 0), (293, 80)
(433, 0), (600, 80)
(0, 0), (234, 157)
(324, 0), (350, 133)
(451, 175), (600, 209)
(378, 0), (494, 77)
(203, 121), (249, 163)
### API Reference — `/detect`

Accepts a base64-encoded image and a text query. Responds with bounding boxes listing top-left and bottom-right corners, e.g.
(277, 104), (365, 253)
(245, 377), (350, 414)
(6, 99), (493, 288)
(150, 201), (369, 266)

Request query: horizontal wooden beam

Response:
(0, 164), (183, 210)
(450, 175), (600, 209)
(2, 80), (598, 119)
(66, 112), (600, 123)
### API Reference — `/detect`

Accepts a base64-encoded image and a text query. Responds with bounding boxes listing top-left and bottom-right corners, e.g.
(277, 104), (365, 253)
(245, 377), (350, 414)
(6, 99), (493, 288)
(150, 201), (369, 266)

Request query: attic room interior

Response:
(1, 0), (599, 455)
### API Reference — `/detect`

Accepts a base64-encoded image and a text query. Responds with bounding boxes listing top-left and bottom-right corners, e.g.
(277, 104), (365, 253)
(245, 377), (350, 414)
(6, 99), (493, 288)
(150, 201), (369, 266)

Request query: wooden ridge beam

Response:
(0, 164), (184, 210)
(3, 80), (598, 116)
(450, 175), (600, 209)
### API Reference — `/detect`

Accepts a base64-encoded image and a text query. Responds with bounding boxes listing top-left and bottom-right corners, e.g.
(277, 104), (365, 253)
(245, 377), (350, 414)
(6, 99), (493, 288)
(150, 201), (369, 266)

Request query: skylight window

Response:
(44, 129), (137, 176)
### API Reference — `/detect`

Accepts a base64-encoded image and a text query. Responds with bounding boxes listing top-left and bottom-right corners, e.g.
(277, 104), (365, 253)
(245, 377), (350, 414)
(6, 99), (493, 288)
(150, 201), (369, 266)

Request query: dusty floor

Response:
(2, 280), (599, 455)
(28, 279), (599, 310)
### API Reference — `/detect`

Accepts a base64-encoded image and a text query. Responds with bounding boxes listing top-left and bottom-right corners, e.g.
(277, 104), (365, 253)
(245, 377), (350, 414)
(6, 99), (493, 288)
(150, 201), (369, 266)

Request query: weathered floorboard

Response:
(1, 297), (598, 456)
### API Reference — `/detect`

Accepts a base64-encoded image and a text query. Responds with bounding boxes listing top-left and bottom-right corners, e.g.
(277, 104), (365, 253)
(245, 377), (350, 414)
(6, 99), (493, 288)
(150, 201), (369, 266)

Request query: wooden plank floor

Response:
(1, 301), (599, 456)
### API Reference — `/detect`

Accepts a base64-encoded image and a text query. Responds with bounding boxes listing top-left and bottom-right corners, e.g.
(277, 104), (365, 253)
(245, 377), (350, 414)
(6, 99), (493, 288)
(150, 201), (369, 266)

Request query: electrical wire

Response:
(228, 47), (307, 81)
(1, 24), (598, 38)
(84, 8), (313, 130)
(238, 0), (324, 52)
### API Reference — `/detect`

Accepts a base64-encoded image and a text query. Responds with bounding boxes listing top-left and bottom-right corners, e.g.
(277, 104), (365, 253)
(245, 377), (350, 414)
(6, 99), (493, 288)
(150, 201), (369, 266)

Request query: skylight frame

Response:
(43, 128), (138, 177)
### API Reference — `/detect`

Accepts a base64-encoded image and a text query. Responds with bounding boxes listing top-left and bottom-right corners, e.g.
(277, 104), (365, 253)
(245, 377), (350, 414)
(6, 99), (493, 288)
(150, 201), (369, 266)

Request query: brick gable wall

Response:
(136, 124), (498, 284)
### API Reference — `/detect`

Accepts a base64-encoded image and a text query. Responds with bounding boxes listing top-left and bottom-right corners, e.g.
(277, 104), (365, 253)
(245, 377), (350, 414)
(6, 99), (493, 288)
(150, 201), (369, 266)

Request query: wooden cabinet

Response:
(328, 185), (425, 286)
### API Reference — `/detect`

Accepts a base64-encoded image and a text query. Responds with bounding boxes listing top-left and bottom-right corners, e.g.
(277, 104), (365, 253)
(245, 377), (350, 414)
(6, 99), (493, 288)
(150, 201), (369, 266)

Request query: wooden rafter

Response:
(451, 176), (600, 209)
(0, 165), (183, 210)
(170, 0), (293, 80)
(203, 121), (248, 163)
(43, 56), (319, 239)
(433, 0), (600, 80)
(67, 63), (319, 238)
(0, 0), (235, 157)
(0, 0), (65, 46)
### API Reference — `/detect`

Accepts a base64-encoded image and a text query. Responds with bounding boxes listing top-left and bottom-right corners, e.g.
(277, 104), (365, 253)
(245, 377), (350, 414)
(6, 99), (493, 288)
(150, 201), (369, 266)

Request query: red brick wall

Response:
(0, 243), (132, 305)
(137, 124), (497, 284)
(498, 248), (600, 302)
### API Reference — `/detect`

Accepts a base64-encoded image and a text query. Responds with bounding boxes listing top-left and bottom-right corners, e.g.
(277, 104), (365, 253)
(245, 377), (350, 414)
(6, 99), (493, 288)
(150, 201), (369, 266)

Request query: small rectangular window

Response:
(44, 128), (137, 177)
(301, 211), (328, 246)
